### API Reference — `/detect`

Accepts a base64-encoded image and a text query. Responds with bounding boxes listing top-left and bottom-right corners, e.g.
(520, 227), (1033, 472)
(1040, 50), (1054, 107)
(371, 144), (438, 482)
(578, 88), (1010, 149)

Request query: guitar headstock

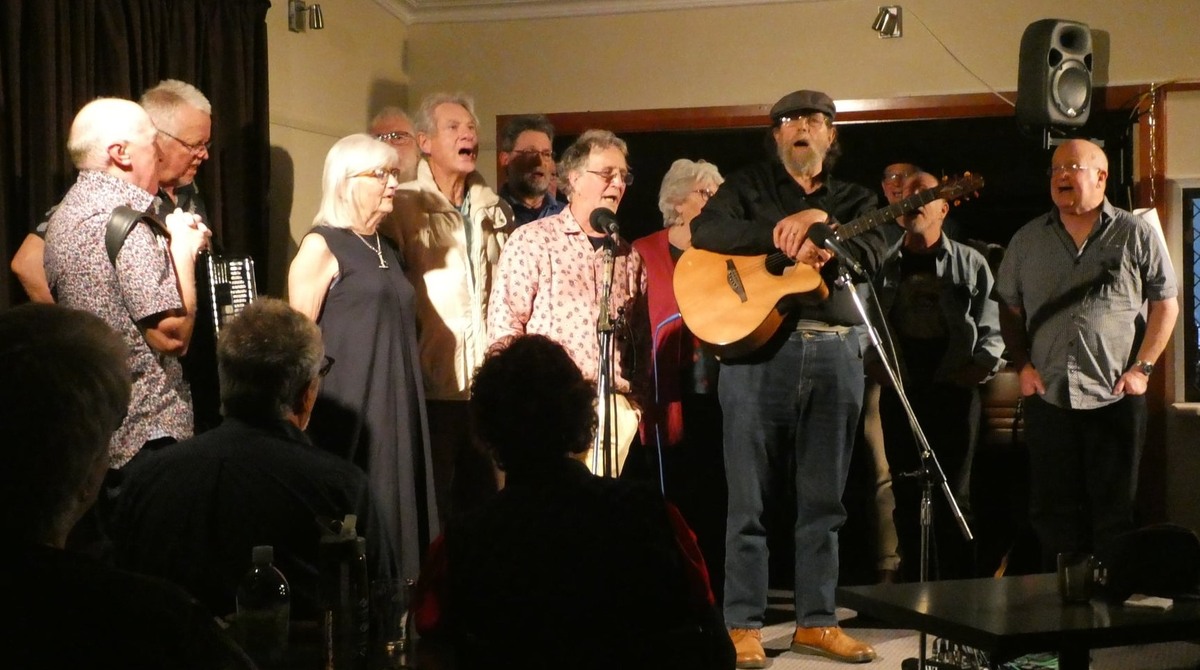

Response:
(937, 172), (985, 207)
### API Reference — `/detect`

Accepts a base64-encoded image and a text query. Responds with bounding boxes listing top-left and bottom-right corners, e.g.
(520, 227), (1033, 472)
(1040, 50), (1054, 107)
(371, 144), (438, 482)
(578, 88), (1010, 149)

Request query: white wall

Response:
(266, 0), (410, 291)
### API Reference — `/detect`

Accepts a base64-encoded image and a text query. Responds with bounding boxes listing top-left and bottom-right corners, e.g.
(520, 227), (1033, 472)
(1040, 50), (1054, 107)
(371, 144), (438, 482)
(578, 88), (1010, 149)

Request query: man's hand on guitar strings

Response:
(773, 209), (829, 260)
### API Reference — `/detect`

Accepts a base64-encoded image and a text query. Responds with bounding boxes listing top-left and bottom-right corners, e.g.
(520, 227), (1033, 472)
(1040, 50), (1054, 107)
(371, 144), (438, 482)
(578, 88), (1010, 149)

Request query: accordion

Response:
(202, 252), (258, 336)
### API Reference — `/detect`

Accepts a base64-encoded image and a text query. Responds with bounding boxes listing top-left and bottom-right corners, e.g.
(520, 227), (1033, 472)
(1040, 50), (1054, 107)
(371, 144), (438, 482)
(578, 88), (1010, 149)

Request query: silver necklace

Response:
(354, 231), (389, 269)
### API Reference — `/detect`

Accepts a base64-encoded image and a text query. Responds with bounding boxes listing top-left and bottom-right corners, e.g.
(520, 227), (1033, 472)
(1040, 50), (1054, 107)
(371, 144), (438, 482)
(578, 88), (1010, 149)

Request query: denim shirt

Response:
(869, 234), (1004, 386)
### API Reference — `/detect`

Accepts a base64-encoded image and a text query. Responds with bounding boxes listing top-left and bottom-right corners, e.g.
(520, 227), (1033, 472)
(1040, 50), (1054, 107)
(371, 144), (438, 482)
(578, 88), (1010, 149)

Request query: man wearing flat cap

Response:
(692, 89), (886, 666)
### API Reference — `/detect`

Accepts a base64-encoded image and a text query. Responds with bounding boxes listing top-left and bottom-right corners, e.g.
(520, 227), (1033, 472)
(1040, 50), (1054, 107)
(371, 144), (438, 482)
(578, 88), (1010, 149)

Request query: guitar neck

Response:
(836, 188), (943, 241)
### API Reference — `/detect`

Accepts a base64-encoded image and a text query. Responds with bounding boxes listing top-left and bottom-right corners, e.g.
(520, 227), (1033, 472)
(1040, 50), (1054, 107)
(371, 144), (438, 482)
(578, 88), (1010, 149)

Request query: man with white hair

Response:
(44, 97), (210, 473)
(11, 80), (215, 305)
(140, 79), (221, 431)
(392, 92), (513, 523)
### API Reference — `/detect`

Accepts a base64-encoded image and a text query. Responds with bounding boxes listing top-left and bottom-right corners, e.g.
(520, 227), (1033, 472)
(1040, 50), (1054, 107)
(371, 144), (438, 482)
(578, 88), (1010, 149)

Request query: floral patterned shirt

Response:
(487, 208), (648, 395)
(44, 171), (193, 467)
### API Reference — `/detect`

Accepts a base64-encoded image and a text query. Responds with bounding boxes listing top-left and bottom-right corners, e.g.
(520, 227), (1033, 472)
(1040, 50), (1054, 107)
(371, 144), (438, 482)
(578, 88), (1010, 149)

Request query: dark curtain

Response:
(0, 0), (271, 308)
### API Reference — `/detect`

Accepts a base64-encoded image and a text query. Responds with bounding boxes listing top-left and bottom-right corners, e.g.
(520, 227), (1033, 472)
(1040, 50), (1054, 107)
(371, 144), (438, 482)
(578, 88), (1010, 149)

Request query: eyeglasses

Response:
(513, 148), (554, 160)
(882, 170), (915, 183)
(1047, 164), (1099, 177)
(318, 356), (335, 378)
(586, 169), (634, 186)
(158, 128), (211, 155)
(693, 188), (715, 200)
(353, 167), (403, 183)
(375, 131), (415, 146)
(777, 112), (830, 130)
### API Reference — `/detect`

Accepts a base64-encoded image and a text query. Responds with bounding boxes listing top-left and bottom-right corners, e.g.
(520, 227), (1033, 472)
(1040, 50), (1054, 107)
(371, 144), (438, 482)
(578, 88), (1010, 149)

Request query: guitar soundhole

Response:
(725, 259), (748, 303)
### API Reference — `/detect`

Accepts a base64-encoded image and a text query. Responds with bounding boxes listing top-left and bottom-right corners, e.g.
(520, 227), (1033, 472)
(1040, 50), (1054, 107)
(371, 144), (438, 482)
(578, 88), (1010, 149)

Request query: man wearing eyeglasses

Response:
(11, 80), (213, 304)
(497, 114), (566, 226)
(691, 89), (885, 666)
(44, 98), (210, 477)
(996, 138), (1178, 569)
(370, 106), (421, 183)
(11, 80), (222, 432)
(488, 129), (648, 477)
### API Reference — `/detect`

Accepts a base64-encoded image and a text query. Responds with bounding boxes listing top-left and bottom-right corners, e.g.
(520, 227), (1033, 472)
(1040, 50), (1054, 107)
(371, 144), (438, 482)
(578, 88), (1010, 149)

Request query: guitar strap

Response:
(105, 205), (166, 265)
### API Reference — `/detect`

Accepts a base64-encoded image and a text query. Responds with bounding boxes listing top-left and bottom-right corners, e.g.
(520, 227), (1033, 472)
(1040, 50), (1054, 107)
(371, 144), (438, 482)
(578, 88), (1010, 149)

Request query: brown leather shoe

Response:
(730, 628), (767, 669)
(791, 626), (877, 663)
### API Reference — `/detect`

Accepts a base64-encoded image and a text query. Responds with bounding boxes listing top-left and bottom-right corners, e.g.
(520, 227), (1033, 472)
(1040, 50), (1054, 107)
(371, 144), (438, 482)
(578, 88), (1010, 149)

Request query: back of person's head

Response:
(470, 335), (596, 471)
(218, 297), (324, 422)
(139, 79), (212, 128)
(66, 97), (155, 170)
(0, 304), (131, 544)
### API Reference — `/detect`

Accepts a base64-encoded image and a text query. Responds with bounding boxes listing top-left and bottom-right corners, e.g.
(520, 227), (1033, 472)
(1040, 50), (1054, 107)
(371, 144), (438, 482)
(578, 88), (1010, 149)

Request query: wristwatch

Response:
(1133, 360), (1155, 376)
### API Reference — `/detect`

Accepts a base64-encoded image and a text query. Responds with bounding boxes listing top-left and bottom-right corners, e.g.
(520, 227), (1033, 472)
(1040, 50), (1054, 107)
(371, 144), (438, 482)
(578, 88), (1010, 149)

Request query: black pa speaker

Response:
(1016, 19), (1093, 127)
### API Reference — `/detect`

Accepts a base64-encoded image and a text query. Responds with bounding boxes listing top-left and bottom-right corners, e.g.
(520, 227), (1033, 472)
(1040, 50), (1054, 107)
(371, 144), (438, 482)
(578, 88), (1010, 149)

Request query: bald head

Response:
(1049, 139), (1108, 218)
(67, 98), (160, 193)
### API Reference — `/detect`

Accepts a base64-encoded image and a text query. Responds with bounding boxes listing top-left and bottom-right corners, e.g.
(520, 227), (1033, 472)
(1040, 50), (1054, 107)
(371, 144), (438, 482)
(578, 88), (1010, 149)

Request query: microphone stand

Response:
(592, 230), (619, 477)
(827, 255), (972, 670)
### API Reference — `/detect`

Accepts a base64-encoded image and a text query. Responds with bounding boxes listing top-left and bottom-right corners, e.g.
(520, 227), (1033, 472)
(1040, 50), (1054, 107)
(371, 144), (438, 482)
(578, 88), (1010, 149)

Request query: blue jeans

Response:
(721, 329), (864, 628)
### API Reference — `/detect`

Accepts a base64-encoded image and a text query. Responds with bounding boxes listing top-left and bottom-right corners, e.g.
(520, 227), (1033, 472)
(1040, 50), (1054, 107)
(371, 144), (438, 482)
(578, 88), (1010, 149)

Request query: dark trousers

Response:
(427, 400), (498, 526)
(880, 383), (979, 581)
(1024, 393), (1145, 568)
(721, 330), (863, 628)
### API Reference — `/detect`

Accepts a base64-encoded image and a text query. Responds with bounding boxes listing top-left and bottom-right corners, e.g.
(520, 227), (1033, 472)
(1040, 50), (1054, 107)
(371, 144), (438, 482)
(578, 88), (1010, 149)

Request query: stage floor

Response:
(763, 591), (1200, 670)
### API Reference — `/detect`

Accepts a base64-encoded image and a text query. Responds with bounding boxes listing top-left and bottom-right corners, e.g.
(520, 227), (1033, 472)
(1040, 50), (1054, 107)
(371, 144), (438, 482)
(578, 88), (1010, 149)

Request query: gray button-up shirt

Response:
(995, 199), (1177, 410)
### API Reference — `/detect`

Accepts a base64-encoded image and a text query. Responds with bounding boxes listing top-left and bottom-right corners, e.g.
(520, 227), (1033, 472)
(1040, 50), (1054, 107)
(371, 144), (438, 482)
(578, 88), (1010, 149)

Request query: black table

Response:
(838, 575), (1200, 669)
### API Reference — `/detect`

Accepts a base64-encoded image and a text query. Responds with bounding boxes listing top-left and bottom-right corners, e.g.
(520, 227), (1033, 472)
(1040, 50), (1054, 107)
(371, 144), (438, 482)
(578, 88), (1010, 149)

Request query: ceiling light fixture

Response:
(872, 6), (902, 38)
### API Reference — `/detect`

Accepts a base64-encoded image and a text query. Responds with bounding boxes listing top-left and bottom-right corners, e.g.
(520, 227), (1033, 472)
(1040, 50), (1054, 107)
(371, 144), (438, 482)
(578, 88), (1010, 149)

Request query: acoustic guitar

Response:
(673, 174), (984, 358)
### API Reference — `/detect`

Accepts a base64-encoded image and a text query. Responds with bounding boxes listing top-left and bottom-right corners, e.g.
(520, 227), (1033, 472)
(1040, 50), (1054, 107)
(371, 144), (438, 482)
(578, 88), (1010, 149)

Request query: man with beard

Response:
(996, 139), (1177, 567)
(497, 114), (565, 226)
(869, 171), (1004, 582)
(392, 93), (514, 524)
(691, 89), (885, 666)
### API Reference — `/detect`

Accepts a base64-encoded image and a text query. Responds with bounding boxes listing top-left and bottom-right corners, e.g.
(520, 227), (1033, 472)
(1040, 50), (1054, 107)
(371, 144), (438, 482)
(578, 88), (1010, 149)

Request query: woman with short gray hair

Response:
(657, 158), (724, 230)
(631, 158), (725, 587)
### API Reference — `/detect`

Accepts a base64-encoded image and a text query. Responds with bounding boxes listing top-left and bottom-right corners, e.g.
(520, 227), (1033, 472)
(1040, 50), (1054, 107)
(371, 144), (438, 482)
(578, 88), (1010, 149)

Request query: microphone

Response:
(807, 222), (865, 278)
(590, 207), (620, 235)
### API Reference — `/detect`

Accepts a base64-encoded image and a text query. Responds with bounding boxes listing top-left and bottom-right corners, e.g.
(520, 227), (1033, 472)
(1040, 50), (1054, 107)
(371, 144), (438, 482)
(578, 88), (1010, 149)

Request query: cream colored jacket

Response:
(390, 159), (513, 401)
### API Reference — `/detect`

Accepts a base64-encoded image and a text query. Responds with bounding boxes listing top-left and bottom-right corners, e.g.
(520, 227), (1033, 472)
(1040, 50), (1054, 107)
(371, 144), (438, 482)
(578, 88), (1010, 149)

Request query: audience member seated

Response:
(112, 297), (389, 620)
(0, 303), (253, 669)
(413, 335), (734, 670)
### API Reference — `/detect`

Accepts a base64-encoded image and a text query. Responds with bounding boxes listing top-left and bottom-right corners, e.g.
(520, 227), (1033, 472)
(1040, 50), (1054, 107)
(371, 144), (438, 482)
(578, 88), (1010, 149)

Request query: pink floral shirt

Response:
(487, 209), (648, 395)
